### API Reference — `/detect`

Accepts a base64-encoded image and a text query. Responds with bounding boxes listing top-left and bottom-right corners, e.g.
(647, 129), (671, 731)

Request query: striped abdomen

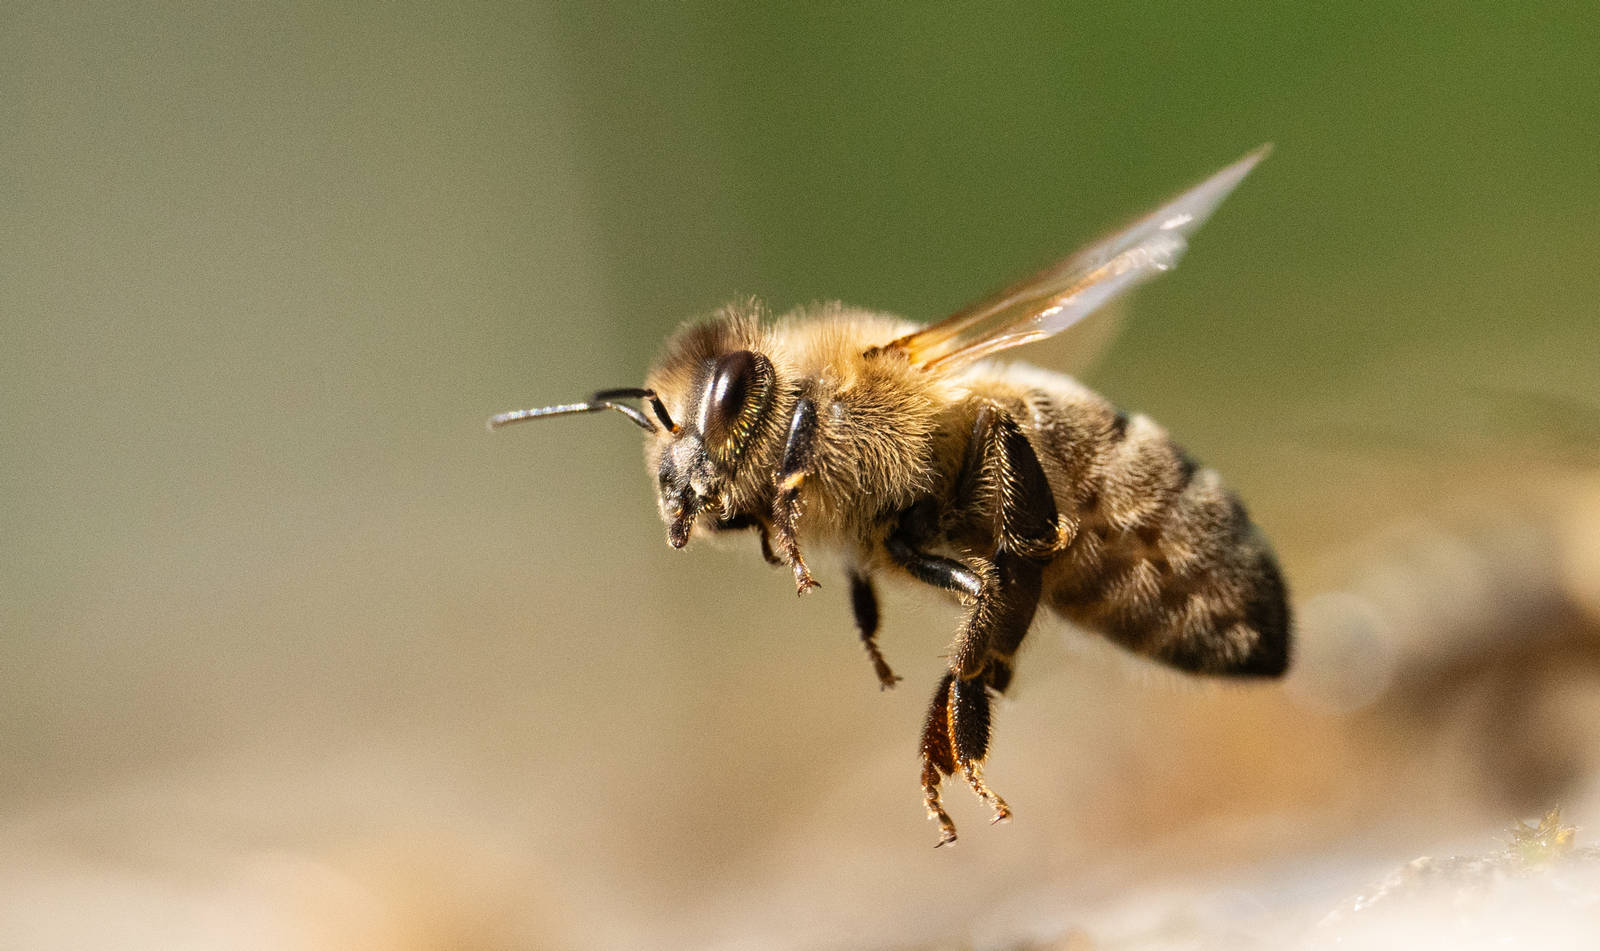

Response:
(1015, 380), (1291, 677)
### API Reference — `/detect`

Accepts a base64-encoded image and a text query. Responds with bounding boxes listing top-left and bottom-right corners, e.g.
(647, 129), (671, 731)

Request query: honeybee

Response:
(492, 147), (1290, 845)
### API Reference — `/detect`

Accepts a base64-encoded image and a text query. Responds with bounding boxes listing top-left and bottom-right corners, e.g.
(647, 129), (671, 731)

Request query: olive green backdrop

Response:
(3, 3), (1597, 949)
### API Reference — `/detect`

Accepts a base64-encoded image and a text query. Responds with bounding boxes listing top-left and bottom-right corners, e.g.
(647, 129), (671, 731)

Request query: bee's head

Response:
(488, 306), (783, 550)
(646, 347), (777, 545)
(646, 320), (782, 548)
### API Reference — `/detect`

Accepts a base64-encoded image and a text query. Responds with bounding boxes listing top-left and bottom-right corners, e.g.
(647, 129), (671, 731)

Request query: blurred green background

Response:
(4, 3), (1599, 949)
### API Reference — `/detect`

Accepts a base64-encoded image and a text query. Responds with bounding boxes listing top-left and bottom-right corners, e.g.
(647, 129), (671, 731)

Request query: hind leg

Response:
(898, 407), (1058, 845)
(950, 669), (1009, 824)
(897, 541), (1044, 844)
(919, 672), (959, 846)
(916, 670), (1015, 847)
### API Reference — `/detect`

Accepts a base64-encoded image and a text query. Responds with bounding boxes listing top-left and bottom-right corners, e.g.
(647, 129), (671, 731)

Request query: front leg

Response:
(713, 513), (782, 566)
(772, 395), (820, 594)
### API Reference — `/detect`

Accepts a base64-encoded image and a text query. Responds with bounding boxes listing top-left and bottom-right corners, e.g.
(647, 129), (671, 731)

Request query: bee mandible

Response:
(492, 146), (1290, 846)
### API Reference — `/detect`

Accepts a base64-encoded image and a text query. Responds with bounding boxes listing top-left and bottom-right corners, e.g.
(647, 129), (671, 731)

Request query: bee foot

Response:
(925, 774), (959, 846)
(929, 806), (959, 847)
(867, 648), (901, 689)
(962, 761), (1010, 824)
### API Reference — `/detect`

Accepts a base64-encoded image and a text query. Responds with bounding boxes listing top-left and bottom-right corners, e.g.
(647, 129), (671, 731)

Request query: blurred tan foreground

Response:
(5, 442), (1600, 950)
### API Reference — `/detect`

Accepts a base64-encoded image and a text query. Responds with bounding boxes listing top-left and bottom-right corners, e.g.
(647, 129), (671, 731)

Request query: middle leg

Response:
(848, 569), (900, 689)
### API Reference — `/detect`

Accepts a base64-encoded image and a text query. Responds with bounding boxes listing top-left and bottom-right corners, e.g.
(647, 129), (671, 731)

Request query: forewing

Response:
(887, 145), (1270, 371)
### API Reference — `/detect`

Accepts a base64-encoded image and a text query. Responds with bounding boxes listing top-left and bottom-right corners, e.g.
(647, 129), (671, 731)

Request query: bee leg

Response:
(881, 531), (998, 840)
(984, 656), (1014, 694)
(907, 408), (1061, 840)
(882, 528), (985, 601)
(985, 410), (1063, 563)
(950, 671), (1011, 825)
(931, 406), (1062, 684)
(772, 395), (820, 594)
(919, 666), (1015, 843)
(919, 671), (959, 846)
(938, 552), (1039, 825)
(757, 527), (781, 566)
(956, 411), (1060, 822)
(849, 569), (900, 688)
(713, 513), (782, 566)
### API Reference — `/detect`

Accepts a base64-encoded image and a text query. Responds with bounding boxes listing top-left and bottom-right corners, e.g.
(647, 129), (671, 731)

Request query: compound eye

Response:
(700, 349), (773, 463)
(707, 351), (755, 434)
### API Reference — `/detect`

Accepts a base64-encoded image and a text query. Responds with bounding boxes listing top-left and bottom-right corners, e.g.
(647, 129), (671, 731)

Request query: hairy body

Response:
(494, 148), (1289, 843)
(643, 304), (1289, 843)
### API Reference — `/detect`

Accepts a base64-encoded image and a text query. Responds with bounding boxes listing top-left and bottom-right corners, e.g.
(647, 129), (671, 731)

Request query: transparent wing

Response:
(886, 145), (1270, 371)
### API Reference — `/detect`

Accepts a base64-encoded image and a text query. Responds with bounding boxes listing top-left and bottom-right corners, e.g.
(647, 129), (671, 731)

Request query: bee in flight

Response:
(492, 147), (1290, 846)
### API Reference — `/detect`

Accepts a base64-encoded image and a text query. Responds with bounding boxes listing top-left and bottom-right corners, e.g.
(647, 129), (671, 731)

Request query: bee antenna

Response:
(486, 387), (678, 434)
(488, 399), (656, 433)
(592, 387), (679, 433)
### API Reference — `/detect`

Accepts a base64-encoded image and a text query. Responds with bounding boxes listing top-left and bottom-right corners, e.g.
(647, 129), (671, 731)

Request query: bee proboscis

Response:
(492, 146), (1290, 846)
